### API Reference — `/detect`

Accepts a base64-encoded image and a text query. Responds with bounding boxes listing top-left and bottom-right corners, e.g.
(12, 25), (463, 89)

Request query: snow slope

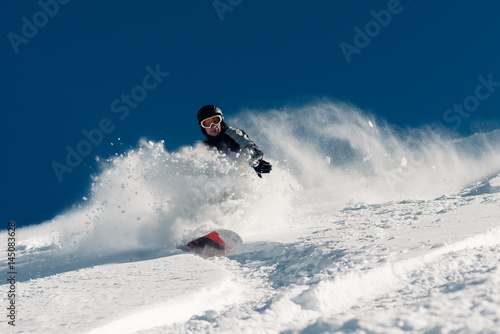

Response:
(2, 102), (500, 333)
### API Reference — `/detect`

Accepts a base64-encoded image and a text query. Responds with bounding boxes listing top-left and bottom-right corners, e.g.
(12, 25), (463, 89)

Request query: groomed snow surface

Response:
(3, 103), (500, 333)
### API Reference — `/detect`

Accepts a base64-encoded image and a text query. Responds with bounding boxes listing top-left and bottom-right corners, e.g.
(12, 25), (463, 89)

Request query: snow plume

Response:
(18, 140), (298, 261)
(234, 100), (500, 208)
(15, 100), (500, 265)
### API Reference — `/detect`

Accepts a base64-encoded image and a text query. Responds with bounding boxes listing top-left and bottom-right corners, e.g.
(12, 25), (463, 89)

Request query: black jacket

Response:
(202, 122), (264, 166)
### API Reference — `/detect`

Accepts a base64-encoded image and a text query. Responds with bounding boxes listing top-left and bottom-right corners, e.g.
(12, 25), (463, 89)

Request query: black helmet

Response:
(197, 105), (225, 137)
(197, 105), (223, 124)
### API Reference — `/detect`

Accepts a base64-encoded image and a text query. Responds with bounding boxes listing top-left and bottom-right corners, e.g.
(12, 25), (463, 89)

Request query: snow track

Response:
(2, 191), (499, 333)
(87, 276), (240, 334)
(3, 192), (499, 333)
(7, 255), (246, 334)
(295, 226), (500, 314)
(141, 193), (500, 333)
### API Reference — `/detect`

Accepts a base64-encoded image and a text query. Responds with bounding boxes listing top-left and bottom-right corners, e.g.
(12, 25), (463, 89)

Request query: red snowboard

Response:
(180, 230), (243, 257)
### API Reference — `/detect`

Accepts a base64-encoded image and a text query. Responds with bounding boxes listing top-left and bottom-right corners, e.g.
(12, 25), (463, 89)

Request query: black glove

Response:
(254, 159), (272, 177)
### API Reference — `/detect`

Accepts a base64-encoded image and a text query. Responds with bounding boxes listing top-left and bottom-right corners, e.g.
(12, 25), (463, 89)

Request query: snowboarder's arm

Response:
(224, 126), (272, 177)
(224, 126), (264, 164)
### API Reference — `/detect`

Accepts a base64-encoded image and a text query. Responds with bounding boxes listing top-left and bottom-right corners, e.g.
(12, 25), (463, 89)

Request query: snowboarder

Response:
(197, 105), (272, 177)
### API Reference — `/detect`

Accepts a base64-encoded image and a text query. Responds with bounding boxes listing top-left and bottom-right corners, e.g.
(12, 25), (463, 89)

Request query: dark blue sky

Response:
(2, 1), (500, 227)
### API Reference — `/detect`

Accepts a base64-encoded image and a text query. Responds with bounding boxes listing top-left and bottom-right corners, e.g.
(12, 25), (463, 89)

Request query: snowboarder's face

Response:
(206, 123), (221, 137)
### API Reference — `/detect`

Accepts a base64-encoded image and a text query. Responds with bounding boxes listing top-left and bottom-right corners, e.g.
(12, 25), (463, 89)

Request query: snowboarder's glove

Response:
(254, 159), (272, 177)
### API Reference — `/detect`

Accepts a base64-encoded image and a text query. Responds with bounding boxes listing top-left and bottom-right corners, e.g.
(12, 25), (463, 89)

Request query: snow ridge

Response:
(294, 226), (500, 314)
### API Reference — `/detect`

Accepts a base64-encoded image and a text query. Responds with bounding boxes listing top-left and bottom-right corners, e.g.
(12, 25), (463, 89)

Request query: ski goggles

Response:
(200, 115), (222, 128)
